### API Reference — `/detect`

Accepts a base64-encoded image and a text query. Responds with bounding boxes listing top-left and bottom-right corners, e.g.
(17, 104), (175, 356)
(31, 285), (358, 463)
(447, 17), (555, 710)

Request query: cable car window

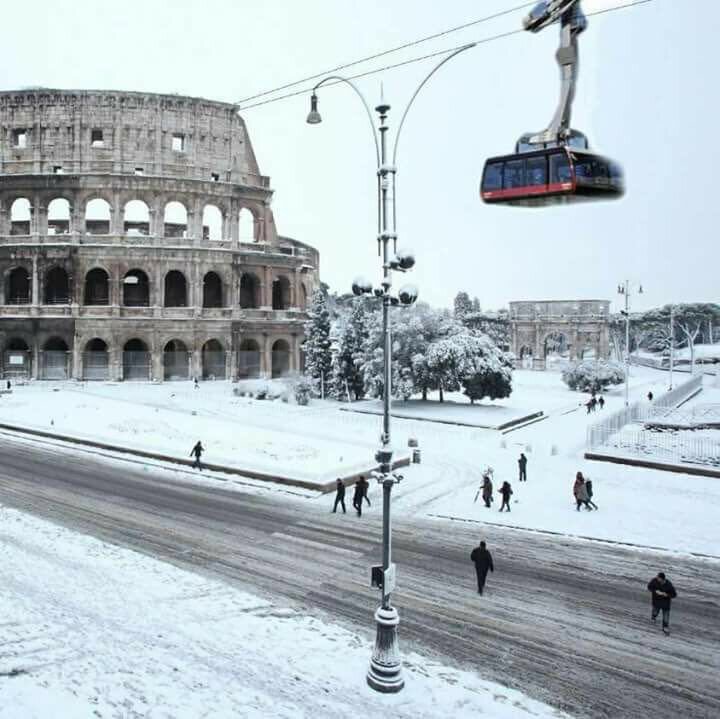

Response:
(482, 162), (503, 191)
(526, 157), (547, 186)
(575, 157), (609, 182)
(504, 160), (525, 189)
(550, 153), (572, 183)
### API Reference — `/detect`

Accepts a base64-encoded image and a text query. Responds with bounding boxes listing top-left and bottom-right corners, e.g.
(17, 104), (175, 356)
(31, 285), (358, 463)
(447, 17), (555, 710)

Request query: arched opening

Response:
(202, 272), (223, 308)
(202, 339), (225, 379)
(44, 267), (71, 305)
(202, 204), (222, 241)
(123, 270), (150, 307)
(239, 273), (260, 309)
(83, 338), (109, 380)
(271, 339), (291, 378)
(238, 339), (261, 378)
(3, 338), (31, 379)
(164, 201), (188, 239)
(123, 200), (150, 236)
(85, 198), (111, 234)
(10, 198), (32, 235)
(84, 268), (110, 305)
(123, 338), (150, 380)
(519, 345), (534, 369)
(41, 337), (69, 379)
(47, 198), (71, 235)
(238, 207), (256, 243)
(581, 346), (597, 360)
(544, 331), (570, 370)
(163, 339), (189, 380)
(272, 276), (291, 310)
(6, 267), (31, 304)
(164, 270), (187, 307)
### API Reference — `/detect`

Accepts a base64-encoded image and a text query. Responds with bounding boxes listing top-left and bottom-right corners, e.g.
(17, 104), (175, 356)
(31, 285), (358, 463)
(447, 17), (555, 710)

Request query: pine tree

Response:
(330, 298), (369, 400)
(454, 291), (473, 320)
(303, 288), (332, 392)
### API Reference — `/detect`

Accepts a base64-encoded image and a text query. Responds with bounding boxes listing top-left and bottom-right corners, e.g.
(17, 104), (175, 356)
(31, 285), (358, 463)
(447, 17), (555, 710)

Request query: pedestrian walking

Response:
(518, 452), (527, 482)
(647, 572), (677, 635)
(591, 396), (598, 412)
(359, 475), (371, 507)
(190, 440), (204, 470)
(647, 391), (654, 402)
(598, 395), (605, 409)
(332, 478), (346, 513)
(573, 471), (592, 510)
(586, 399), (593, 414)
(352, 478), (364, 517)
(585, 479), (598, 509)
(6, 380), (10, 390)
(499, 481), (513, 512)
(477, 473), (493, 508)
(470, 540), (494, 595)
(194, 376), (199, 389)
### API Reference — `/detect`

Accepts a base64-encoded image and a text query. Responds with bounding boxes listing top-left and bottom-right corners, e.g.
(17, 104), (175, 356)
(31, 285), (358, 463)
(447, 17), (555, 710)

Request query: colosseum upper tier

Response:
(0, 89), (319, 381)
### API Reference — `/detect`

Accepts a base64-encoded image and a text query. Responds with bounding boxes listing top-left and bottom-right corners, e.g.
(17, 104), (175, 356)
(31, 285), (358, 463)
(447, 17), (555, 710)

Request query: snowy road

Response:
(1, 436), (719, 719)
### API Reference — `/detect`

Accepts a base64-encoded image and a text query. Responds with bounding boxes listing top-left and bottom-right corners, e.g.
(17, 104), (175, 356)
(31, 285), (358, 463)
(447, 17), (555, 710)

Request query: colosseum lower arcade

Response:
(0, 89), (319, 381)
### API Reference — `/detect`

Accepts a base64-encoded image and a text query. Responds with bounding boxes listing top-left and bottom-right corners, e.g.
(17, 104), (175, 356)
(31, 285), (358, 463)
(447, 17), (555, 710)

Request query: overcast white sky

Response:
(2, 0), (716, 312)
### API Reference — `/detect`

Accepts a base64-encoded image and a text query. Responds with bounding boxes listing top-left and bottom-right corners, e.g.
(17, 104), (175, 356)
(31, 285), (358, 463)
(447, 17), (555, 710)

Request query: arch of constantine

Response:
(509, 300), (610, 370)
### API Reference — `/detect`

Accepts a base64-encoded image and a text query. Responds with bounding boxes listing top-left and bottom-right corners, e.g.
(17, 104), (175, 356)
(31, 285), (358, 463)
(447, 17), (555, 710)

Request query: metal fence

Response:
(123, 351), (151, 380)
(238, 351), (261, 379)
(201, 351), (226, 380)
(585, 375), (720, 466)
(40, 351), (69, 380)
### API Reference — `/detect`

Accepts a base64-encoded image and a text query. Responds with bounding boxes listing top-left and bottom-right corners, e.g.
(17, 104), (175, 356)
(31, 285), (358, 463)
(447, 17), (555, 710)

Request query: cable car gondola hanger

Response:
(481, 0), (624, 207)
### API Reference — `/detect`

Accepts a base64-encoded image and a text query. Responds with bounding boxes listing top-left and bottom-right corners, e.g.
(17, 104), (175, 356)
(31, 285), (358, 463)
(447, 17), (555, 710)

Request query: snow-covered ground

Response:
(0, 507), (569, 719)
(2, 366), (719, 557)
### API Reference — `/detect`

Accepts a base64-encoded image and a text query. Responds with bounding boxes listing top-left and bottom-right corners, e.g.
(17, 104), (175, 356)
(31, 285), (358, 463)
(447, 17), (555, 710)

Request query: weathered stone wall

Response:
(0, 90), (319, 381)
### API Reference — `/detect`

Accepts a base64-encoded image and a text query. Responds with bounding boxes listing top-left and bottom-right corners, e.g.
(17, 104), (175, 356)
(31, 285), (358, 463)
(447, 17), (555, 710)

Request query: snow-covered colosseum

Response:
(0, 88), (319, 381)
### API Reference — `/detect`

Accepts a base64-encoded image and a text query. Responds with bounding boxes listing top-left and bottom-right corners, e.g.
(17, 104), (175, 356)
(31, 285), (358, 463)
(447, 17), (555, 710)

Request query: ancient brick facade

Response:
(0, 89), (319, 381)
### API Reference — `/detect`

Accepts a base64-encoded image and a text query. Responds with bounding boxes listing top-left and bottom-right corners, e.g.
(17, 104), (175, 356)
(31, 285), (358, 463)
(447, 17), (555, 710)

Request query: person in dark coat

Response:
(481, 474), (493, 508)
(647, 572), (677, 634)
(647, 391), (654, 402)
(499, 481), (513, 512)
(573, 472), (592, 510)
(190, 440), (204, 470)
(352, 478), (365, 517)
(359, 476), (371, 507)
(518, 453), (527, 482)
(585, 479), (598, 510)
(470, 540), (494, 594)
(598, 395), (605, 409)
(332, 478), (346, 513)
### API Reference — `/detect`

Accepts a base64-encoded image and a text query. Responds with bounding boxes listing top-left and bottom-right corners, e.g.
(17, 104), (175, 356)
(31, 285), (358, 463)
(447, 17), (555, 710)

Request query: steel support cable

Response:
(237, 0), (653, 112)
(234, 2), (538, 105)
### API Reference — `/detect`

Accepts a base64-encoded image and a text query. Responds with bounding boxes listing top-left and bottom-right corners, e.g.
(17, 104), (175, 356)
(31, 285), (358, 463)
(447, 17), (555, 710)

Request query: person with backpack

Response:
(499, 481), (513, 512)
(518, 453), (527, 482)
(585, 479), (598, 510)
(480, 473), (493, 508)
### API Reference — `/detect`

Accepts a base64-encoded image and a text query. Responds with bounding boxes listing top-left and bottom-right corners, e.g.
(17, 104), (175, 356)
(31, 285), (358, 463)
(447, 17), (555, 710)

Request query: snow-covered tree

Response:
(453, 291), (473, 320)
(562, 360), (625, 393)
(329, 298), (370, 400)
(302, 288), (332, 391)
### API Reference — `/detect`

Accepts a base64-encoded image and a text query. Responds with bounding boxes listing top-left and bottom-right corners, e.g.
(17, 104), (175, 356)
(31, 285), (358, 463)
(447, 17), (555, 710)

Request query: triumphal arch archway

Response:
(509, 300), (610, 370)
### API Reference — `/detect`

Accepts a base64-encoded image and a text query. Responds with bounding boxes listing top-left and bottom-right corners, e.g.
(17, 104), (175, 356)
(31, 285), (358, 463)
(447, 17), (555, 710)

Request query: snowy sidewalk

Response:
(0, 508), (569, 719)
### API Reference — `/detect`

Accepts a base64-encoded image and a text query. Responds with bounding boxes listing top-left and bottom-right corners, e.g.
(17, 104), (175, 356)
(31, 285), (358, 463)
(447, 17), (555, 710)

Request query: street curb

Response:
(583, 451), (720, 479)
(0, 421), (409, 493)
(427, 513), (720, 560)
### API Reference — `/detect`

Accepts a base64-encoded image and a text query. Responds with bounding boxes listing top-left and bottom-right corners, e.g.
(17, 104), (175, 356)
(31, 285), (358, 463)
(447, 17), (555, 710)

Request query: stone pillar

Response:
(34, 201), (47, 239)
(32, 345), (39, 380)
(111, 347), (122, 381)
(155, 201), (165, 239)
(112, 191), (122, 234)
(263, 335), (272, 379)
(148, 207), (158, 237)
(229, 202), (239, 248)
(152, 347), (163, 382)
(225, 350), (233, 381)
(72, 344), (81, 380)
(262, 267), (273, 310)
(31, 255), (40, 308)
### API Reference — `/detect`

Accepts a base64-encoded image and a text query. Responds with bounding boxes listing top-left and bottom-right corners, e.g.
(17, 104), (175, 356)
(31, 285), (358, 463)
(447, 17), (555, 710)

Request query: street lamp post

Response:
(306, 44), (476, 694)
(617, 280), (643, 406)
(669, 304), (675, 390)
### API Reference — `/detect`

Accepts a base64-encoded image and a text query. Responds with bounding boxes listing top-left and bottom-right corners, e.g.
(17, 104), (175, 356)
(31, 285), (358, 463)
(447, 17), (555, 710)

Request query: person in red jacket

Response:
(647, 572), (677, 635)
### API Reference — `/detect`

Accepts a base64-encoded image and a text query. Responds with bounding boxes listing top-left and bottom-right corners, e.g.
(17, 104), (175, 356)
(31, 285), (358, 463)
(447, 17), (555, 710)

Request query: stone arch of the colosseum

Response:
(239, 271), (261, 309)
(201, 338), (226, 380)
(3, 265), (32, 304)
(163, 338), (190, 381)
(163, 269), (188, 307)
(122, 337), (151, 381)
(83, 267), (111, 306)
(122, 269), (151, 307)
(47, 197), (72, 235)
(202, 271), (223, 308)
(81, 337), (110, 380)
(238, 206), (258, 243)
(272, 273), (291, 311)
(237, 337), (262, 378)
(271, 337), (292, 378)
(43, 265), (72, 305)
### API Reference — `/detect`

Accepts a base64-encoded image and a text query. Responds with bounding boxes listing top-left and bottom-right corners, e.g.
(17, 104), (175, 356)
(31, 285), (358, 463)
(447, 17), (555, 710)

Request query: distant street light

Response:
(617, 280), (643, 406)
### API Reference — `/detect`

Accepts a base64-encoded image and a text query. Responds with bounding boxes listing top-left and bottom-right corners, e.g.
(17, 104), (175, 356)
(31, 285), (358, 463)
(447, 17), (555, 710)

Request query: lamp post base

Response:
(367, 605), (404, 693)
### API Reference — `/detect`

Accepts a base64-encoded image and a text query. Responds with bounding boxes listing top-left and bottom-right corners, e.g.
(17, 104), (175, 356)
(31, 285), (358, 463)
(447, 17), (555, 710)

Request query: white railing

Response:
(587, 374), (703, 450)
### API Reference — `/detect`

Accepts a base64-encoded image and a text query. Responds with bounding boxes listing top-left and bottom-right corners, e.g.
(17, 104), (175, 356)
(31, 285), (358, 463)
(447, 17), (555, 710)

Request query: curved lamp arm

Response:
(313, 75), (381, 167)
(392, 43), (477, 165)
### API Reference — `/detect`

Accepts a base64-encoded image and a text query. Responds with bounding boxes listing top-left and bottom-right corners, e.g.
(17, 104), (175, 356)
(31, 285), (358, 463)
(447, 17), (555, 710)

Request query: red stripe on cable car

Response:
(482, 181), (574, 200)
